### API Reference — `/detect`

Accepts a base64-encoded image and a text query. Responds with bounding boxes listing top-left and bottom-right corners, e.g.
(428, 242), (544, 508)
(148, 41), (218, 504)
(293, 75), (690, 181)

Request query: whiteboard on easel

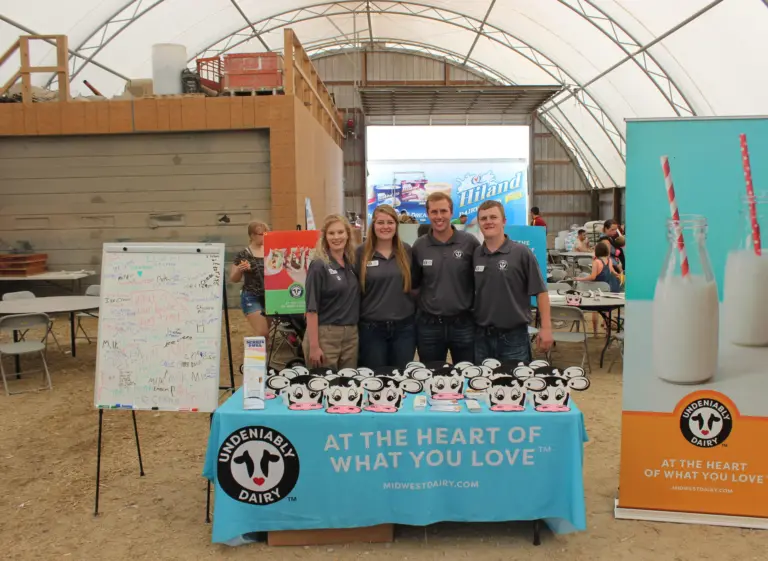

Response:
(94, 243), (225, 412)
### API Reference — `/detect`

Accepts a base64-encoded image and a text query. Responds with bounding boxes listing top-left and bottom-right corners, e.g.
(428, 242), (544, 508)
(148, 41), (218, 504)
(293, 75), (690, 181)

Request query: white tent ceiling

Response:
(1, 0), (767, 189)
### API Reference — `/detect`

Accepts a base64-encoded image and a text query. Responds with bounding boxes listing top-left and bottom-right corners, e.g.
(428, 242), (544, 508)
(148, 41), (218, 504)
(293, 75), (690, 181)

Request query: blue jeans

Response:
(416, 312), (475, 364)
(240, 291), (264, 316)
(358, 318), (416, 371)
(474, 326), (532, 365)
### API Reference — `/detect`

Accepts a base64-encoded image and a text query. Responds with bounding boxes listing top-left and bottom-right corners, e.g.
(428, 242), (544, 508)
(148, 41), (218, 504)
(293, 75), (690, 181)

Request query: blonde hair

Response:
(361, 205), (411, 293)
(316, 214), (356, 265)
(247, 221), (269, 237)
(477, 200), (505, 220)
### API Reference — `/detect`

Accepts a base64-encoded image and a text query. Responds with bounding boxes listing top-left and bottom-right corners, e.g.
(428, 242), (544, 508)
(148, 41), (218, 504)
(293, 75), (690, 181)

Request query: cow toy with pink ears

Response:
(467, 364), (547, 412)
(266, 369), (329, 411)
(322, 368), (374, 415)
(513, 362), (590, 412)
(362, 367), (425, 413)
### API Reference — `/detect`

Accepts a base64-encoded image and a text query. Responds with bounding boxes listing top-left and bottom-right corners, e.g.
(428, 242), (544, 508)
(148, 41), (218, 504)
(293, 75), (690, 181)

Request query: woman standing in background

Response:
(230, 221), (270, 340)
(357, 204), (416, 370)
(304, 215), (360, 369)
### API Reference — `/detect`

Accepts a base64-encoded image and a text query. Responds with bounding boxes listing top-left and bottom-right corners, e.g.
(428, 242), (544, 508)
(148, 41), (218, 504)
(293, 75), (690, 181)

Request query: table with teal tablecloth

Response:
(203, 389), (588, 544)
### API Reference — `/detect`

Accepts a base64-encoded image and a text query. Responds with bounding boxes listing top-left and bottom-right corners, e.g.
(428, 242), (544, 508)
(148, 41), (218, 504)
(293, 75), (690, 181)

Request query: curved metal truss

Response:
(307, 39), (608, 188)
(191, 1), (628, 163)
(557, 0), (694, 117)
(34, 0), (698, 183)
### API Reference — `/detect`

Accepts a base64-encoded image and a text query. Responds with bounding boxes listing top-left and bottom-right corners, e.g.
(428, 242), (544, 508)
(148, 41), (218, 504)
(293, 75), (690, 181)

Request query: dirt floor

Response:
(1, 315), (766, 561)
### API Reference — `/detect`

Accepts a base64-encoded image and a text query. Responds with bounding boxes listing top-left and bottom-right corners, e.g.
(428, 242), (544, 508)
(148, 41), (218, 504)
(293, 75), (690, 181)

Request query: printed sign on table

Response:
(264, 230), (320, 315)
(617, 117), (768, 524)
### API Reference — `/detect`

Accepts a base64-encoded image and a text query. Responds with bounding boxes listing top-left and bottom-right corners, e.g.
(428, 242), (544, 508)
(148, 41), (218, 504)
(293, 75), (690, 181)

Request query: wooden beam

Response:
(292, 54), (344, 138)
(0, 40), (19, 68)
(56, 34), (69, 102)
(19, 37), (32, 103)
(534, 159), (573, 165)
(283, 29), (295, 96)
(0, 71), (21, 97)
(534, 190), (591, 195)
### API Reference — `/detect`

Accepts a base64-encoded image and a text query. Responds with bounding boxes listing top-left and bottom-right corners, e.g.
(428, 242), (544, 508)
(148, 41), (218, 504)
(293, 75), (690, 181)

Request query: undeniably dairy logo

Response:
(455, 170), (525, 209)
(217, 426), (300, 505)
(679, 397), (733, 448)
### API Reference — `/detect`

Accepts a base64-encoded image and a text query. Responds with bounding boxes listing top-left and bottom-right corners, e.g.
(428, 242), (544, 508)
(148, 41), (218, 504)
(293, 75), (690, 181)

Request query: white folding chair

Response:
(549, 268), (567, 282)
(2, 291), (64, 353)
(548, 282), (571, 292)
(577, 258), (593, 274)
(0, 313), (53, 395)
(548, 305), (592, 373)
(75, 285), (100, 343)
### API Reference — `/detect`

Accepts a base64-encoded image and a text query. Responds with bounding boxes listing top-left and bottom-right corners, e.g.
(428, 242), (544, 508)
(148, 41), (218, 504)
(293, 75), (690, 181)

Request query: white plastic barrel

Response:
(151, 44), (187, 95)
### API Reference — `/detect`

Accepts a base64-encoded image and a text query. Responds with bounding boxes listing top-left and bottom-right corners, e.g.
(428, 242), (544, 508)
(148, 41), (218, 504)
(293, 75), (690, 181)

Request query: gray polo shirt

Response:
(412, 228), (480, 316)
(355, 245), (416, 322)
(473, 237), (547, 329)
(305, 257), (360, 326)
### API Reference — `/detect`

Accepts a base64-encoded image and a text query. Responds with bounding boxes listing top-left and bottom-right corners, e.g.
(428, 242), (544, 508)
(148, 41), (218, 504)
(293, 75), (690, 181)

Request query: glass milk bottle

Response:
(723, 193), (768, 346)
(652, 215), (719, 384)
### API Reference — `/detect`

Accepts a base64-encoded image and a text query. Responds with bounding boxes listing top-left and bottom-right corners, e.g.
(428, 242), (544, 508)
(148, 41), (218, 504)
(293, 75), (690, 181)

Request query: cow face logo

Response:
(453, 250), (463, 259)
(323, 368), (374, 414)
(469, 369), (546, 412)
(515, 362), (589, 412)
(217, 426), (299, 505)
(497, 260), (508, 271)
(289, 283), (304, 299)
(680, 398), (733, 448)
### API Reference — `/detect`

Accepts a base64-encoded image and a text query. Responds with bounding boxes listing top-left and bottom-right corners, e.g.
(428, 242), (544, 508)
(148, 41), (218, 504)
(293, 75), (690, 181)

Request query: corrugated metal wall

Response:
(0, 130), (270, 305)
(314, 50), (603, 232)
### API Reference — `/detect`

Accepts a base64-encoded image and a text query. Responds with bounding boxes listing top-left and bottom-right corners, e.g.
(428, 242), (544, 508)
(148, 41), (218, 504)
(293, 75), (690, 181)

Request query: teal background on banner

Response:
(626, 118), (768, 301)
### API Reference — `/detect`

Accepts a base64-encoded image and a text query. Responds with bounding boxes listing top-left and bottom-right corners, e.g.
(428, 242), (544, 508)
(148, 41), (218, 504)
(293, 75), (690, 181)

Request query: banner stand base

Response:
(614, 499), (768, 530)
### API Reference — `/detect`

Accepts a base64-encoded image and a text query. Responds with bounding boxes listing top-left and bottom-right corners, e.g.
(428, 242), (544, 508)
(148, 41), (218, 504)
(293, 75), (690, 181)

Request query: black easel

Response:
(532, 519), (542, 545)
(94, 409), (145, 515)
(220, 282), (236, 393)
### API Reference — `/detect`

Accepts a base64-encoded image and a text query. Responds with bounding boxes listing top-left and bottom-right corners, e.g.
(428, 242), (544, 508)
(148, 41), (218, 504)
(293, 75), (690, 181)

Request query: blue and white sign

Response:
(203, 389), (587, 544)
(367, 159), (528, 225)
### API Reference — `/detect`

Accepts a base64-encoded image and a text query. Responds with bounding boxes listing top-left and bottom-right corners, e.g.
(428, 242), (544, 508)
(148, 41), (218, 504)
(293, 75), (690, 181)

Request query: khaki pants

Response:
(302, 324), (359, 370)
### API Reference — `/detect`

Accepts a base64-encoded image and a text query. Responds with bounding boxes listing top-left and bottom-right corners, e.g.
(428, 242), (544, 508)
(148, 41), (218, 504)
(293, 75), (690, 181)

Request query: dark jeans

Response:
(416, 312), (475, 364)
(474, 326), (532, 365)
(358, 318), (417, 371)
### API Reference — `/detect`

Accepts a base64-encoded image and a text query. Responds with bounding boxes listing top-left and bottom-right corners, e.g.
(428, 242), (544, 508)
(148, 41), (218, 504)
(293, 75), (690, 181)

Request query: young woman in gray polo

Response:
(473, 201), (553, 363)
(411, 192), (479, 364)
(356, 204), (416, 370)
(303, 214), (360, 369)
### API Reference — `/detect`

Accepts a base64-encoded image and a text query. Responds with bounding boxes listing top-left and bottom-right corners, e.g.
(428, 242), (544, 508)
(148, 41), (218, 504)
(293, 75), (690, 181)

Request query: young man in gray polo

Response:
(473, 200), (553, 363)
(411, 191), (480, 363)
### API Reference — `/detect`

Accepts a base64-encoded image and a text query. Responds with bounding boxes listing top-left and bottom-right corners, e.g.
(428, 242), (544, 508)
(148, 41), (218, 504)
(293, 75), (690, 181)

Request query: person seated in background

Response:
(599, 219), (623, 274)
(574, 229), (591, 252)
(576, 242), (621, 335)
(451, 214), (468, 225)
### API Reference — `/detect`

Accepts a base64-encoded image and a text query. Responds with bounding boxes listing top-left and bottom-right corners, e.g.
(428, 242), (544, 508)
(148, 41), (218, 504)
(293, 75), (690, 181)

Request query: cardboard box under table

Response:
(203, 389), (588, 546)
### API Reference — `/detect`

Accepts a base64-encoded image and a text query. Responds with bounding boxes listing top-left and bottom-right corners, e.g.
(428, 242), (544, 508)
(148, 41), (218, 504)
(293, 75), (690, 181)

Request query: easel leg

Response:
(221, 282), (236, 393)
(532, 519), (542, 546)
(94, 408), (104, 516)
(205, 412), (213, 523)
(132, 411), (145, 476)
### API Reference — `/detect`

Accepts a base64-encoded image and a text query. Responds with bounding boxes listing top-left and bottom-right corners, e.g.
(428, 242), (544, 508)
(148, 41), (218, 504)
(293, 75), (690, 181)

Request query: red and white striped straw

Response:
(661, 156), (690, 278)
(739, 133), (762, 256)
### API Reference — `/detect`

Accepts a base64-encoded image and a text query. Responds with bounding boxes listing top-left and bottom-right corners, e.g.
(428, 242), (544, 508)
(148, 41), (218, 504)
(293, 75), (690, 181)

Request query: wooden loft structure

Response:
(284, 29), (344, 146)
(0, 35), (69, 102)
(0, 29), (344, 231)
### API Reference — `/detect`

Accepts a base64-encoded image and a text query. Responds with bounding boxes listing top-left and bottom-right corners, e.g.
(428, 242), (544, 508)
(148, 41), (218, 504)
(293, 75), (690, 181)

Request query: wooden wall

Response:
(293, 96), (344, 225)
(0, 96), (343, 232)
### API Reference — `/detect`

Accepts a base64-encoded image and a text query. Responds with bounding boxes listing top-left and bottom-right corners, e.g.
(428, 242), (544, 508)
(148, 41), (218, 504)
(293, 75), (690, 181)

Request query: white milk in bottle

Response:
(652, 215), (719, 384)
(652, 276), (719, 384)
(723, 192), (768, 346)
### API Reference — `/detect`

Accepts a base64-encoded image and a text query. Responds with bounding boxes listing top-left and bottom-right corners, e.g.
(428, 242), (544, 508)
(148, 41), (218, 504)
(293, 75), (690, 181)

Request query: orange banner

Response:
(618, 390), (768, 517)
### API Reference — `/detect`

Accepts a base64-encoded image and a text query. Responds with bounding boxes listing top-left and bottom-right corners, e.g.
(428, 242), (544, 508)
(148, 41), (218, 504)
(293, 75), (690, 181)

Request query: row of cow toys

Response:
(263, 360), (590, 414)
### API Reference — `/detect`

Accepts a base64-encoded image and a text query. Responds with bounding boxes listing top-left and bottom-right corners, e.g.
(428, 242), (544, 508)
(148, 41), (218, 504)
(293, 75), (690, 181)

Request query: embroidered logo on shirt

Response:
(498, 260), (508, 271)
(328, 268), (338, 274)
(453, 250), (463, 259)
(475, 265), (485, 272)
(423, 259), (433, 266)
